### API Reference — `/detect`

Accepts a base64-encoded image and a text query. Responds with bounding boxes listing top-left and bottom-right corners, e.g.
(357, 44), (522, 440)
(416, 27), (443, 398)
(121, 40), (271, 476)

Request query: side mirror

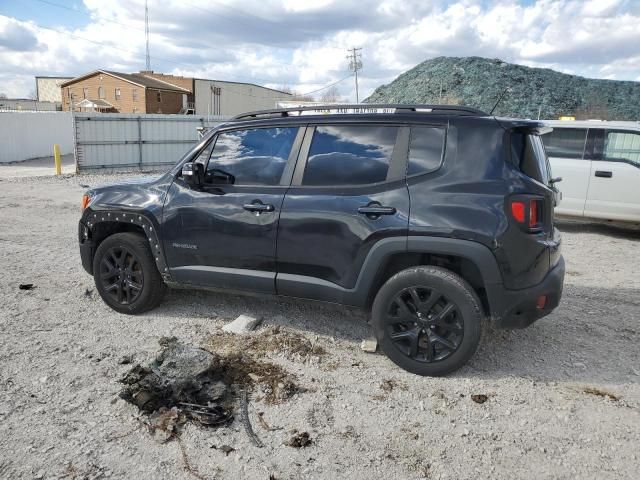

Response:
(181, 162), (205, 187)
(550, 177), (562, 184)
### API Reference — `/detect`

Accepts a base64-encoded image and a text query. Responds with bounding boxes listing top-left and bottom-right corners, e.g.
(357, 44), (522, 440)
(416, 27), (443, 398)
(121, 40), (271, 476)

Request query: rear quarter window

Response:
(511, 132), (551, 186)
(407, 126), (446, 176)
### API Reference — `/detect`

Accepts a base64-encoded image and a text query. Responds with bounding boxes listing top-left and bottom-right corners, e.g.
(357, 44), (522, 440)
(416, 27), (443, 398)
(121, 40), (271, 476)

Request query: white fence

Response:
(74, 113), (228, 172)
(0, 112), (73, 163)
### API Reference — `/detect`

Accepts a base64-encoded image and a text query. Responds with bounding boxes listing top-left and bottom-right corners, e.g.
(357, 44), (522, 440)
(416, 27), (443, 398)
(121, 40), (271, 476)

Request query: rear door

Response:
(162, 125), (303, 293)
(541, 127), (589, 217)
(584, 128), (640, 222)
(275, 123), (410, 305)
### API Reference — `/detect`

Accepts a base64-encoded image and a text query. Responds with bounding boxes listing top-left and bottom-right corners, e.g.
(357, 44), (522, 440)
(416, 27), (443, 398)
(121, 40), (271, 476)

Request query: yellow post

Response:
(53, 144), (61, 175)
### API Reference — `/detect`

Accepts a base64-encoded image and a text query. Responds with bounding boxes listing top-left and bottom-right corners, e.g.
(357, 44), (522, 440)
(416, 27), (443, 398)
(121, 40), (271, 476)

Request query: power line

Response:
(300, 75), (352, 96)
(346, 47), (362, 103)
(32, 0), (145, 32)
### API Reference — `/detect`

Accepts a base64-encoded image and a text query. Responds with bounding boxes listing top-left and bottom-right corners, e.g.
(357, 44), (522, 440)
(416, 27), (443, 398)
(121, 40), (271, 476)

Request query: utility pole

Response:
(346, 47), (362, 103)
(145, 0), (151, 70)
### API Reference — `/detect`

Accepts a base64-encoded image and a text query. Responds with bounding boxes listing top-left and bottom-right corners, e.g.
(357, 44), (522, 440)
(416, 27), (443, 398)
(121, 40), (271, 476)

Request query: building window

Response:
(83, 88), (88, 99)
(157, 91), (162, 103)
(115, 88), (121, 100)
(132, 89), (138, 101)
(98, 87), (105, 99)
(133, 106), (138, 113)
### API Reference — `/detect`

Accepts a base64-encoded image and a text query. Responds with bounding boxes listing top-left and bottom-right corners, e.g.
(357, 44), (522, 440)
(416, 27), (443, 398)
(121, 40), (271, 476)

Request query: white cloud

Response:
(0, 0), (639, 101)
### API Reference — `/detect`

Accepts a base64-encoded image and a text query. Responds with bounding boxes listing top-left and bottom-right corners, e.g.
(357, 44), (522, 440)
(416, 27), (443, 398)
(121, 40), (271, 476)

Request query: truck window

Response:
(302, 125), (398, 186)
(604, 131), (640, 167)
(541, 128), (587, 159)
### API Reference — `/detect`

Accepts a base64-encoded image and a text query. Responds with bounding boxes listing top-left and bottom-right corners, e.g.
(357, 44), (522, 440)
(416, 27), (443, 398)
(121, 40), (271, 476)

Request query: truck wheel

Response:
(93, 232), (166, 314)
(371, 266), (482, 376)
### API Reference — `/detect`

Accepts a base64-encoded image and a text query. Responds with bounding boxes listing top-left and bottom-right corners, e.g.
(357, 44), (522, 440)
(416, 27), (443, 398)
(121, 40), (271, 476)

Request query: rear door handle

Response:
(595, 170), (612, 178)
(243, 202), (275, 213)
(357, 205), (397, 215)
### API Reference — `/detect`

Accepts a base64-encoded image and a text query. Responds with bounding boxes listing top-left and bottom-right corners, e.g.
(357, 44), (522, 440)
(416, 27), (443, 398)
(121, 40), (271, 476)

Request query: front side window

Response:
(206, 127), (298, 185)
(98, 86), (105, 99)
(408, 126), (446, 176)
(603, 131), (640, 167)
(157, 91), (162, 103)
(115, 88), (121, 100)
(132, 89), (138, 101)
(541, 128), (587, 159)
(302, 125), (398, 186)
(83, 88), (88, 99)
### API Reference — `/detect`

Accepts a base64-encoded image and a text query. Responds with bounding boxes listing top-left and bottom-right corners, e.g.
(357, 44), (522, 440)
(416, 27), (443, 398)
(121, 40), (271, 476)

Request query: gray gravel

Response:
(0, 173), (638, 480)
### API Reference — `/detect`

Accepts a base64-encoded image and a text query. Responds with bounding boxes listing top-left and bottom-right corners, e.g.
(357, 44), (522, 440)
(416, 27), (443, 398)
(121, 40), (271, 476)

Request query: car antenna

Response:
(489, 87), (512, 115)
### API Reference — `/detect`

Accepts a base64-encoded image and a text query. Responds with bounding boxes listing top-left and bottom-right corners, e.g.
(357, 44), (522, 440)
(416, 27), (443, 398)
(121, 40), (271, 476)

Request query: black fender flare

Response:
(82, 208), (170, 280)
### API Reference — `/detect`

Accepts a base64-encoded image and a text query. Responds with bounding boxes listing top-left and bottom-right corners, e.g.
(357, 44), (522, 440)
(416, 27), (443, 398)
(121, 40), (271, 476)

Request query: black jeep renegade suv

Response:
(78, 104), (564, 376)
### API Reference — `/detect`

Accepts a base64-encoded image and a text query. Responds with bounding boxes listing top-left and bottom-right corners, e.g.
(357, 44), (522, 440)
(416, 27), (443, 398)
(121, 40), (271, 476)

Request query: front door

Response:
(542, 127), (589, 217)
(163, 125), (303, 293)
(584, 128), (640, 222)
(276, 123), (411, 305)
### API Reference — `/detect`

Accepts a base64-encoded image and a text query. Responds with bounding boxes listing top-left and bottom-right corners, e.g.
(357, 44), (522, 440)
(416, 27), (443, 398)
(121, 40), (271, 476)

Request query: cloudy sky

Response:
(0, 0), (639, 100)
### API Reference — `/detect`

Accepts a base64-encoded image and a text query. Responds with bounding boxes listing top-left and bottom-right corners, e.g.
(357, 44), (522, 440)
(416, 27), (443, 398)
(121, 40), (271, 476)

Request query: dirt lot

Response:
(1, 172), (638, 480)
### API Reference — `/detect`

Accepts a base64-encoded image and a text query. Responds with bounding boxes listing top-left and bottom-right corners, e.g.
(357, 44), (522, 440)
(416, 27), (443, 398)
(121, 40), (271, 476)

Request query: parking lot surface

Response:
(1, 172), (638, 479)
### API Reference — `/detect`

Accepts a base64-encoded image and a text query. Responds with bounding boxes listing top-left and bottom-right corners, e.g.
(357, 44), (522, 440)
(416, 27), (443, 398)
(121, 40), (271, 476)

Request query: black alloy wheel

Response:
(386, 286), (463, 363)
(92, 232), (166, 314)
(99, 246), (144, 305)
(372, 266), (482, 376)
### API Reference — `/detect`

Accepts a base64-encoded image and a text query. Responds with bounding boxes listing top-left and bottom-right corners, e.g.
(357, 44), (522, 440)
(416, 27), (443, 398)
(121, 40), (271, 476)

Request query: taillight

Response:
(509, 196), (544, 232)
(511, 201), (526, 223)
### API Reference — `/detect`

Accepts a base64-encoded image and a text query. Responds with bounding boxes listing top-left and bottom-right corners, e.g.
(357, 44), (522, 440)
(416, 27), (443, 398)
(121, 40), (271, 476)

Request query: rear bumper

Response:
(491, 256), (565, 329)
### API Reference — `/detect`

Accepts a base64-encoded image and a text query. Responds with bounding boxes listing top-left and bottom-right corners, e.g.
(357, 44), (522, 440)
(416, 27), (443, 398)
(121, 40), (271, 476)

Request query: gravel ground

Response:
(1, 172), (639, 480)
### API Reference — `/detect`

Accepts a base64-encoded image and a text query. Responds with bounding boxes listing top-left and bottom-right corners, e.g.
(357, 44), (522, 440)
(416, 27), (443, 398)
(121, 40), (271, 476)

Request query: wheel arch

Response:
(361, 236), (503, 316)
(81, 209), (169, 279)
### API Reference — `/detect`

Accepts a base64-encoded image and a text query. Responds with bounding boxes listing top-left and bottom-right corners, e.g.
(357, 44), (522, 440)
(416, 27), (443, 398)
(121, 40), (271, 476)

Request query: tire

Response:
(371, 266), (482, 376)
(92, 232), (166, 314)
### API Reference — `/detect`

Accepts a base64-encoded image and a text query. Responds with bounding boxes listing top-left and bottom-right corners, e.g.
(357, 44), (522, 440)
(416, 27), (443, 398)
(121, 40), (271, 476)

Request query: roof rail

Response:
(231, 104), (488, 121)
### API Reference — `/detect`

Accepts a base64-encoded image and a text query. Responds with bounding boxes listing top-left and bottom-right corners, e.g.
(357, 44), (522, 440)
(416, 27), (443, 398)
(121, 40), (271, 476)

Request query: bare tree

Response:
(0, 93), (7, 99)
(27, 90), (37, 100)
(319, 86), (343, 103)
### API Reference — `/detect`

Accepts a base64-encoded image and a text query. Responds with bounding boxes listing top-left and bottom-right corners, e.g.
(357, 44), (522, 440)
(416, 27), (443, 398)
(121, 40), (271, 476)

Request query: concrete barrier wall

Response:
(0, 112), (74, 163)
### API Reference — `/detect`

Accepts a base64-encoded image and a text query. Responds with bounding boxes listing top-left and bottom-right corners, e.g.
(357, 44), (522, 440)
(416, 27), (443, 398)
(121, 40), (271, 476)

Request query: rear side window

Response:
(604, 131), (640, 166)
(206, 127), (297, 185)
(302, 125), (398, 186)
(408, 127), (446, 176)
(511, 132), (551, 186)
(541, 128), (587, 159)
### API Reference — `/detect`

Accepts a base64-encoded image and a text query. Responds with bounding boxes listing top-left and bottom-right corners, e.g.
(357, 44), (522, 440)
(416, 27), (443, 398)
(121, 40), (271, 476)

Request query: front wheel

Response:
(371, 266), (482, 376)
(93, 232), (166, 314)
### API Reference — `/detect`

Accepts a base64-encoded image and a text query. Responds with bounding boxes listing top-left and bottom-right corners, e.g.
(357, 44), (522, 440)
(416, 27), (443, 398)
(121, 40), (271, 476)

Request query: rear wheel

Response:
(93, 232), (166, 314)
(371, 266), (482, 376)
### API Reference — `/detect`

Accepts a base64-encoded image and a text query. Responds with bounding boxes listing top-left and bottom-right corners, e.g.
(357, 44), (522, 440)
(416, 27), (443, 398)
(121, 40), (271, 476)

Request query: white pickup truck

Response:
(541, 120), (640, 224)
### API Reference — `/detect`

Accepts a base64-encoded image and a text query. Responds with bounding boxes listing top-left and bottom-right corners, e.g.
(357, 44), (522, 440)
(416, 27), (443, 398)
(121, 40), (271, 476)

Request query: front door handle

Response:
(243, 202), (275, 213)
(595, 170), (612, 178)
(357, 205), (397, 216)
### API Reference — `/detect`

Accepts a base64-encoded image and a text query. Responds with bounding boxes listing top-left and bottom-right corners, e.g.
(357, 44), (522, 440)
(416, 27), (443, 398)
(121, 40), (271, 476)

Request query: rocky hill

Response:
(365, 56), (640, 120)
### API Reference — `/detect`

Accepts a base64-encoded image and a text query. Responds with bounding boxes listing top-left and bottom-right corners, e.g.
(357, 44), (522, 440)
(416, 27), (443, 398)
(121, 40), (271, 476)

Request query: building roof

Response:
(77, 98), (114, 109)
(193, 77), (292, 95)
(60, 70), (191, 93)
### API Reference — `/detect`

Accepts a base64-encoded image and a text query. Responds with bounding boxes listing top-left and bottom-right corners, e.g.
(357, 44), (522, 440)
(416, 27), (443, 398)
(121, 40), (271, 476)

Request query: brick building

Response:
(60, 70), (191, 114)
